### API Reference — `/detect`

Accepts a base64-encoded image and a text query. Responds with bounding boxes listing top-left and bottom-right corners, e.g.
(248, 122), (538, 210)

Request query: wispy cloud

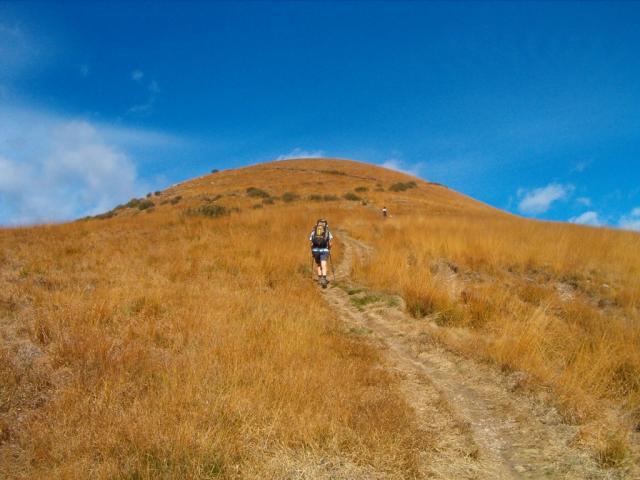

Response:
(569, 211), (602, 226)
(276, 148), (325, 160)
(619, 207), (640, 231)
(128, 70), (159, 116)
(131, 69), (144, 82)
(576, 196), (591, 207)
(0, 105), (178, 225)
(517, 183), (574, 215)
(380, 158), (423, 176)
(571, 160), (591, 173)
(80, 64), (90, 77)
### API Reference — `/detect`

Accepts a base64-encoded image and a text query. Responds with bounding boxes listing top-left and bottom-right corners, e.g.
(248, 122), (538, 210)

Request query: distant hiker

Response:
(382, 206), (388, 218)
(310, 219), (333, 288)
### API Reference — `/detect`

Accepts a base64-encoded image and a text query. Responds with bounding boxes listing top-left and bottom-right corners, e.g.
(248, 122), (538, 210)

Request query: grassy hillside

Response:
(1, 158), (638, 477)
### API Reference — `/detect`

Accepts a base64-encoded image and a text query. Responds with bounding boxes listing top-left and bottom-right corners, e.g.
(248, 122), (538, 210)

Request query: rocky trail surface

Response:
(320, 231), (626, 479)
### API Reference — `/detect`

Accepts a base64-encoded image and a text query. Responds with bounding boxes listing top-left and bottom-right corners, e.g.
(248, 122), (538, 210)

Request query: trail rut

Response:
(321, 232), (625, 479)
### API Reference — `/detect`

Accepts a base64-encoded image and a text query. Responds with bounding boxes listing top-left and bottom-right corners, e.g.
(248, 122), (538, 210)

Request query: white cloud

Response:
(0, 106), (177, 225)
(571, 160), (591, 173)
(131, 70), (144, 82)
(149, 80), (160, 94)
(619, 207), (640, 231)
(569, 211), (602, 226)
(517, 183), (573, 215)
(380, 158), (423, 176)
(276, 148), (325, 160)
(128, 74), (160, 116)
(576, 197), (591, 207)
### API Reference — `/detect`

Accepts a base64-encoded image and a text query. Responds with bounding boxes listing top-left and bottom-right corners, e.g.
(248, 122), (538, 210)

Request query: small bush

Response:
(308, 194), (323, 201)
(94, 211), (116, 220)
(146, 193), (152, 198)
(389, 181), (418, 192)
(252, 204), (263, 209)
(191, 204), (228, 218)
(154, 191), (161, 196)
(282, 192), (300, 203)
(170, 196), (182, 205)
(262, 197), (275, 205)
(137, 200), (155, 210)
(323, 194), (339, 201)
(246, 187), (270, 198)
(126, 198), (142, 208)
(211, 169), (219, 174)
(355, 186), (369, 193)
(321, 169), (346, 176)
(343, 192), (361, 201)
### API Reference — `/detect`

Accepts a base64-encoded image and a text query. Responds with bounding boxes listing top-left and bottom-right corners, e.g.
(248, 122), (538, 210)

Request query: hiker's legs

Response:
(313, 253), (323, 276)
(313, 253), (329, 277)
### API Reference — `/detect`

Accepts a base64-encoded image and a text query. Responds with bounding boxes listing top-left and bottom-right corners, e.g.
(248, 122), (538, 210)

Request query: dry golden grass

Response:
(2, 157), (639, 475)
(345, 204), (640, 462)
(0, 194), (426, 478)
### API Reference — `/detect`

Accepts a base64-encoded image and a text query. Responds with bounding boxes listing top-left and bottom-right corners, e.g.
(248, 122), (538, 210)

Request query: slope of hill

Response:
(1, 158), (638, 478)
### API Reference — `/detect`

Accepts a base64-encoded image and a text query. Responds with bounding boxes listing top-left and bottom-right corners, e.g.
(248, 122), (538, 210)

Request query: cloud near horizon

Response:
(380, 158), (423, 176)
(517, 183), (573, 215)
(569, 211), (602, 226)
(619, 207), (640, 231)
(276, 148), (325, 160)
(0, 106), (177, 225)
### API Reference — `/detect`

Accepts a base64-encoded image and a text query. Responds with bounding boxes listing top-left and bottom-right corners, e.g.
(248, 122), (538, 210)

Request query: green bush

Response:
(323, 194), (339, 201)
(308, 194), (323, 201)
(343, 192), (361, 201)
(137, 199), (155, 210)
(94, 211), (116, 220)
(389, 181), (417, 192)
(246, 187), (270, 198)
(192, 204), (228, 218)
(355, 186), (369, 193)
(282, 192), (300, 203)
(126, 198), (142, 208)
(262, 197), (275, 205)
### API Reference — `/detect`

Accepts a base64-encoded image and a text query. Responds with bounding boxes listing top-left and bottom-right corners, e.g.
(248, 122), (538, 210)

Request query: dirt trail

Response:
(321, 232), (623, 479)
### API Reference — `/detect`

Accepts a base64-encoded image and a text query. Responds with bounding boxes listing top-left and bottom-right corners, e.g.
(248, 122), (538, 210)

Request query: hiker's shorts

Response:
(312, 251), (329, 264)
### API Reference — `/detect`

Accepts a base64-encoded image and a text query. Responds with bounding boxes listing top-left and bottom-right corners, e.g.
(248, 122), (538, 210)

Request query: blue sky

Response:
(1, 1), (639, 229)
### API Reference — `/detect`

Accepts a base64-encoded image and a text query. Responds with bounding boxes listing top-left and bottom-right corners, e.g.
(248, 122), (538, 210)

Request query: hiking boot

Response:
(321, 276), (328, 289)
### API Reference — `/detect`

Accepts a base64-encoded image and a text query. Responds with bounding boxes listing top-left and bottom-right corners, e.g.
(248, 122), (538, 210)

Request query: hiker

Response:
(382, 206), (388, 218)
(310, 219), (333, 288)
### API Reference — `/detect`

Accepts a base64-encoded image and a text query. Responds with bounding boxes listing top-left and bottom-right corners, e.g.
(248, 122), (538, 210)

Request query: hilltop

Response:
(1, 158), (638, 478)
(91, 158), (496, 221)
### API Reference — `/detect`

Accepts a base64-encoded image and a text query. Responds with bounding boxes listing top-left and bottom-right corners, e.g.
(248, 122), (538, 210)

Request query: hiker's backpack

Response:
(312, 220), (330, 248)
